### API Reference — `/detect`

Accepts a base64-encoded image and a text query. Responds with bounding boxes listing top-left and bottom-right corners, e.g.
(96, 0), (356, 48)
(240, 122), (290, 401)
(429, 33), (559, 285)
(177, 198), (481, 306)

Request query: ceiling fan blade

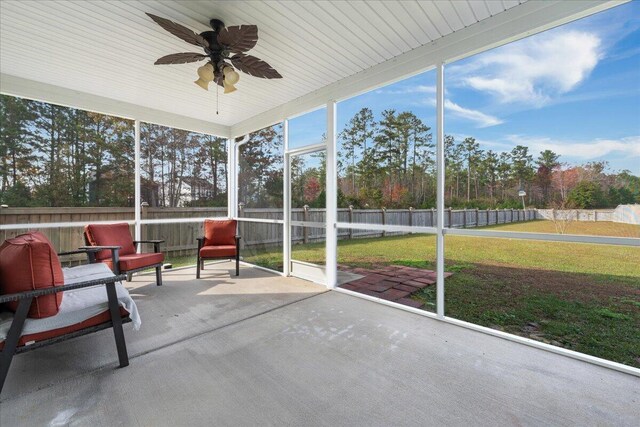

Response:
(154, 52), (208, 65)
(231, 54), (282, 79)
(146, 13), (209, 49)
(218, 25), (258, 53)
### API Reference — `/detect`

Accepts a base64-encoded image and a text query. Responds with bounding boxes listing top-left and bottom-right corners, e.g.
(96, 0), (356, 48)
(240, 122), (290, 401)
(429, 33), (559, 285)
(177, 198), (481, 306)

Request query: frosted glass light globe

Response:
(194, 63), (214, 90)
(223, 66), (240, 85)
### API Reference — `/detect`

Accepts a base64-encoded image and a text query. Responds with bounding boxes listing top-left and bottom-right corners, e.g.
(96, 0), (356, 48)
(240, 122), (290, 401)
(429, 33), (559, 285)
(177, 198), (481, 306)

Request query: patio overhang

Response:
(0, 74), (231, 137)
(0, 1), (625, 136)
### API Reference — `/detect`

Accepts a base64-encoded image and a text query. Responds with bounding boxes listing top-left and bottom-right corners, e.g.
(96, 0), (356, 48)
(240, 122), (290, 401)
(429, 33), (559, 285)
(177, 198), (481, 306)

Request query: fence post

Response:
(462, 208), (467, 228)
(1, 205), (7, 238)
(141, 202), (149, 245)
(447, 208), (452, 228)
(431, 208), (435, 227)
(348, 205), (354, 239)
(381, 207), (386, 237)
(303, 205), (309, 244)
(409, 207), (414, 234)
(475, 208), (479, 227)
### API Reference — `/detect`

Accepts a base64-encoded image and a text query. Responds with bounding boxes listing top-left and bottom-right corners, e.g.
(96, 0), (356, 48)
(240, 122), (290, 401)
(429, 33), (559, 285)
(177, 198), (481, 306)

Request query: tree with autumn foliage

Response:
(335, 106), (638, 209)
(2, 95), (638, 211)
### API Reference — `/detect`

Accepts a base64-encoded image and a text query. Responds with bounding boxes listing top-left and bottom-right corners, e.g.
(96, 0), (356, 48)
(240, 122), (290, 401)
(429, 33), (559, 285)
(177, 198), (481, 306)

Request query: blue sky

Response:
(288, 2), (640, 174)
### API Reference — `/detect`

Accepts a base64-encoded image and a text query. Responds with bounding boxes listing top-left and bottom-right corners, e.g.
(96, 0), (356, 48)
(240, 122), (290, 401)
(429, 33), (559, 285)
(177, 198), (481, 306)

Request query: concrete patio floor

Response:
(1, 262), (638, 426)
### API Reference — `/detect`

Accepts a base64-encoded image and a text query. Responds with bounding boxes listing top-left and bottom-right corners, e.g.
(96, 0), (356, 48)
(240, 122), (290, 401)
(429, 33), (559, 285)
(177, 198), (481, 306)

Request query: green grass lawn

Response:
(165, 220), (640, 367)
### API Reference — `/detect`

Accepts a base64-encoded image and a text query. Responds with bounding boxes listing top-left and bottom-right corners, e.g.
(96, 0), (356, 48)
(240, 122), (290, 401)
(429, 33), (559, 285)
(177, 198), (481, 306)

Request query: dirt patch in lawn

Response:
(467, 263), (640, 304)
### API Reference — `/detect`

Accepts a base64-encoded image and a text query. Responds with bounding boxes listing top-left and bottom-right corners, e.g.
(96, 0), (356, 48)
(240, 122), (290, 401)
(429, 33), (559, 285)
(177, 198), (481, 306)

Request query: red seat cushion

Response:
(0, 231), (64, 318)
(204, 219), (237, 246)
(0, 306), (130, 350)
(84, 223), (136, 260)
(200, 245), (237, 258)
(101, 252), (164, 272)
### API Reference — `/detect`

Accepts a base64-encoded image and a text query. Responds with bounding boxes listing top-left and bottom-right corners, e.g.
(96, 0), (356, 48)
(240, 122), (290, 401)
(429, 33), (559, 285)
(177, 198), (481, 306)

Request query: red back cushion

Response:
(204, 219), (237, 246)
(0, 231), (64, 318)
(84, 223), (135, 260)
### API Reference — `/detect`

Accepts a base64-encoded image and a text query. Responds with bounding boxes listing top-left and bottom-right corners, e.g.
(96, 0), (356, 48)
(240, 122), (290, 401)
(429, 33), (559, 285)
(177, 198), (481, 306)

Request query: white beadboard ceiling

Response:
(0, 0), (529, 130)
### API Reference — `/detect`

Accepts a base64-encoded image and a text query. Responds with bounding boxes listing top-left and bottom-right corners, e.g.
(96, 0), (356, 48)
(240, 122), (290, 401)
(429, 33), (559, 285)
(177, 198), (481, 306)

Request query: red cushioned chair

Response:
(196, 219), (241, 278)
(0, 231), (130, 394)
(84, 223), (164, 286)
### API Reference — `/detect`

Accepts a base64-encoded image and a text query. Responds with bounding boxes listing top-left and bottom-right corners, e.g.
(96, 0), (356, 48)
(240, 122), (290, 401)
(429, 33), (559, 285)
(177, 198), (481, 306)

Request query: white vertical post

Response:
(283, 120), (291, 276)
(227, 138), (237, 218)
(134, 119), (141, 250)
(326, 101), (338, 289)
(436, 63), (445, 319)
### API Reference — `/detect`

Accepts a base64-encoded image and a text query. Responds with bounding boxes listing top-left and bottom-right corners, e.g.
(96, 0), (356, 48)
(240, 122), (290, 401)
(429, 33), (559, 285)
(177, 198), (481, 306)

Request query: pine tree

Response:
(461, 137), (480, 202)
(536, 149), (560, 204)
(481, 150), (499, 203)
(338, 108), (375, 196)
(0, 95), (35, 205)
(511, 145), (535, 199)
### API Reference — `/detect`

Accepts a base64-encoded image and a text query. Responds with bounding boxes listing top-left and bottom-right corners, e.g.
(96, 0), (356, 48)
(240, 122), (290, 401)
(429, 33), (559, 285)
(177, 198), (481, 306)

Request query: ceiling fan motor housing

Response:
(201, 20), (228, 76)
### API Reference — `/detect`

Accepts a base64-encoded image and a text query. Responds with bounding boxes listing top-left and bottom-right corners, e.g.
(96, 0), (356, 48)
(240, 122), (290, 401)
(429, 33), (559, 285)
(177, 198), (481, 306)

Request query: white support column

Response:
(227, 138), (237, 218)
(326, 101), (338, 289)
(436, 63), (445, 319)
(134, 119), (141, 249)
(283, 120), (291, 276)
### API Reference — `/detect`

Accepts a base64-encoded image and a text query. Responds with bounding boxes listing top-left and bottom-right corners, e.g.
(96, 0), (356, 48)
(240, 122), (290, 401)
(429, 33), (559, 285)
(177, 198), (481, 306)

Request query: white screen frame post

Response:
(134, 119), (141, 249)
(436, 63), (445, 319)
(228, 138), (237, 219)
(283, 119), (291, 276)
(325, 101), (338, 289)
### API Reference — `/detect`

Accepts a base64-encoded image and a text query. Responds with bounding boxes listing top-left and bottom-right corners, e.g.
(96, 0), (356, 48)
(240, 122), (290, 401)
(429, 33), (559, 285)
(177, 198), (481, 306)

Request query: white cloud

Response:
(504, 135), (640, 159)
(444, 100), (503, 128)
(420, 97), (503, 127)
(453, 30), (602, 106)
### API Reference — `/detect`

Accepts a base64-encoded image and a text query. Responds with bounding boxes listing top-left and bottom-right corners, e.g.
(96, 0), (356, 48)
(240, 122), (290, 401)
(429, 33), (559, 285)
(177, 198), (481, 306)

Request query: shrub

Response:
(567, 181), (607, 208)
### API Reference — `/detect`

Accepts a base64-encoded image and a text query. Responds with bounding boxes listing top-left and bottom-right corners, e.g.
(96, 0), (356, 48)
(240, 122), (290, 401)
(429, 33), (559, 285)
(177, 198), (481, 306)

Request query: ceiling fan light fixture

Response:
(194, 63), (214, 90)
(223, 66), (240, 85)
(148, 13), (282, 97)
(194, 77), (210, 90)
(223, 80), (237, 94)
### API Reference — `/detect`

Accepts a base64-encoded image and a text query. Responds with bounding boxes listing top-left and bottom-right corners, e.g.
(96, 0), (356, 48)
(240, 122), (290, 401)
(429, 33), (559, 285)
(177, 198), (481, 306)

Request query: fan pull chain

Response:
(216, 84), (219, 115)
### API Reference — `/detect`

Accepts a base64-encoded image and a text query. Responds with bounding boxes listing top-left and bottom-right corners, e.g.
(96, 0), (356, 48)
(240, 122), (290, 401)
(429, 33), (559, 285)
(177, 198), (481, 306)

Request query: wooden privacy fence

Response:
(537, 209), (614, 222)
(2, 207), (538, 259)
(0, 207), (227, 259)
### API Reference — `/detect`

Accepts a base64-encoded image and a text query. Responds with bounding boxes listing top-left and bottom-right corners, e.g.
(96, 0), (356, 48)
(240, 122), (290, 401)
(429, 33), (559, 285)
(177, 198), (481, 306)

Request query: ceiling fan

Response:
(147, 13), (282, 94)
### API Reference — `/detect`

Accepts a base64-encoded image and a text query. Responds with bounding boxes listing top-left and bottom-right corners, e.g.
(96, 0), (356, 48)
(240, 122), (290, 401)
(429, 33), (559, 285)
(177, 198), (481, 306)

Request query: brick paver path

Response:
(338, 265), (452, 309)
